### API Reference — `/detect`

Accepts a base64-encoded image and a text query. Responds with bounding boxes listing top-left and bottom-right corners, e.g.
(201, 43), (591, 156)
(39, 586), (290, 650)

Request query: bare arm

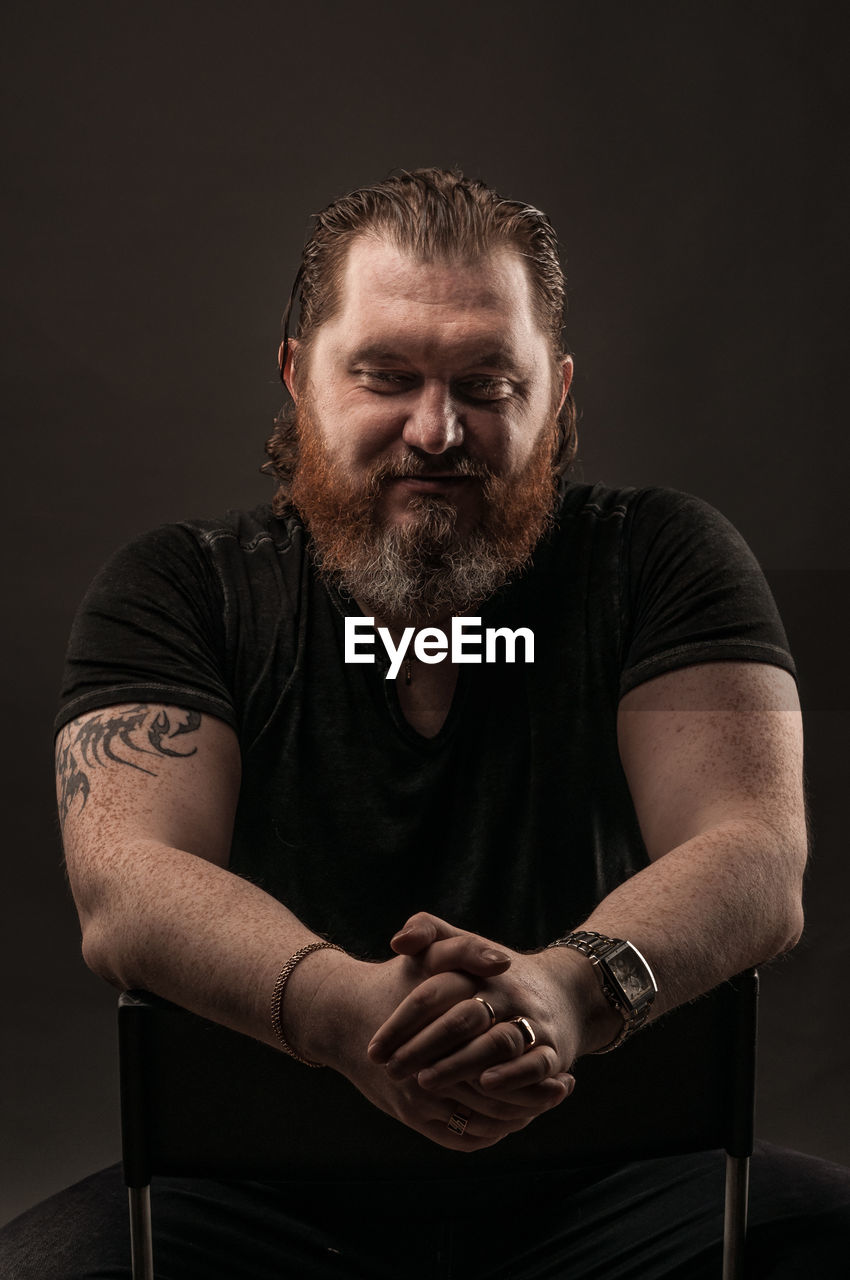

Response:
(585, 659), (805, 1012)
(56, 703), (324, 1047)
(57, 703), (562, 1148)
(368, 661), (807, 1091)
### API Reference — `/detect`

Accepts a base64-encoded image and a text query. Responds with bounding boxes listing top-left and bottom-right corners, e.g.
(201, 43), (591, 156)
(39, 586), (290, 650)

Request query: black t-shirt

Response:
(55, 482), (795, 958)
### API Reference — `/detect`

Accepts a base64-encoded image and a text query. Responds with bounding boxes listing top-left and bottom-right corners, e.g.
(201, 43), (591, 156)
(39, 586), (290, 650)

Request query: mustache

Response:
(365, 452), (493, 491)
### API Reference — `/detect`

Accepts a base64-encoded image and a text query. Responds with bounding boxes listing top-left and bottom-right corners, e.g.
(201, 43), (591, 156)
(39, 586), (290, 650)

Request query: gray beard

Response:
(313, 496), (522, 626)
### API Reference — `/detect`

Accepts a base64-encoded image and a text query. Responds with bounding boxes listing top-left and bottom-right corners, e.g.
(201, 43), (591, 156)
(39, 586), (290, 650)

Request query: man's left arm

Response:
(369, 660), (806, 1093)
(584, 658), (805, 1014)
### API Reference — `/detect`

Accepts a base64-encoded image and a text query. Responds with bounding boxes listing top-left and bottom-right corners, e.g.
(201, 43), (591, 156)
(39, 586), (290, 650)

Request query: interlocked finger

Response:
(474, 996), (496, 1028)
(436, 1101), (534, 1144)
(478, 1043), (563, 1094)
(411, 934), (511, 979)
(416, 1017), (540, 1091)
(510, 1016), (537, 1049)
(447, 1076), (571, 1123)
(446, 1108), (470, 1137)
(384, 993), (506, 1080)
(369, 971), (480, 1066)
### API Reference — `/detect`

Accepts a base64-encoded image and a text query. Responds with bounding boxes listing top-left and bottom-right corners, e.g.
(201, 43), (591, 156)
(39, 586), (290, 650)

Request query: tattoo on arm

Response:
(55, 705), (202, 826)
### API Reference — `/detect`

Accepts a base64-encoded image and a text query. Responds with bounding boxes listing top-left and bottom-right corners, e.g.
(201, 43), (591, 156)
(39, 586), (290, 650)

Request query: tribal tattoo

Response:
(55, 704), (202, 826)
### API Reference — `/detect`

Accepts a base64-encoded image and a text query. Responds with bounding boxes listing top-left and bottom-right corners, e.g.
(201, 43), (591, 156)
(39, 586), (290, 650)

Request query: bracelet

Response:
(270, 941), (345, 1067)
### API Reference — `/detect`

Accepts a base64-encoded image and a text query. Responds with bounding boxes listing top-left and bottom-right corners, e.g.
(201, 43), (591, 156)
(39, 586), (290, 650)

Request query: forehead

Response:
(323, 236), (545, 362)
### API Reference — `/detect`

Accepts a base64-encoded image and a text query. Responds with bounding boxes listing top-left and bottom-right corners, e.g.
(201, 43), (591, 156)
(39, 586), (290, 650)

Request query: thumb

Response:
(391, 914), (511, 977)
(390, 911), (461, 955)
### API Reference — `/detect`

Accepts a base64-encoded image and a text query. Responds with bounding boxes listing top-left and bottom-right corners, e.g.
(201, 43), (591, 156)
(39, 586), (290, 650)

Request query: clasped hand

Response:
(366, 912), (578, 1147)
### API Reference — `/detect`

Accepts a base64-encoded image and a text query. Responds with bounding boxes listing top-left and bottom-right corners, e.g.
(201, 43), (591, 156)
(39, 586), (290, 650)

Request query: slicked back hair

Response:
(264, 167), (578, 510)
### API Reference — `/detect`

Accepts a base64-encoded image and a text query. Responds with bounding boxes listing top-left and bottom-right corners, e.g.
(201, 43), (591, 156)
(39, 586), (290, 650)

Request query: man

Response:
(3, 167), (848, 1276)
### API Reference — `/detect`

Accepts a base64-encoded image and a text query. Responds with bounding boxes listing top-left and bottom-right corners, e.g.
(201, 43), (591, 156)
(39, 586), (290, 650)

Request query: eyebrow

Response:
(347, 343), (522, 373)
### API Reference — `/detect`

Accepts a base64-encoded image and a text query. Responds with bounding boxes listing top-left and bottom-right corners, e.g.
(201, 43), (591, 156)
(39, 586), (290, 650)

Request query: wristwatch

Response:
(549, 929), (658, 1053)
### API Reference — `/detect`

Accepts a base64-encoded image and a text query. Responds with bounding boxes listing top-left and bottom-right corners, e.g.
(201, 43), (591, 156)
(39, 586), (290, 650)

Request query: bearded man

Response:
(3, 168), (849, 1278)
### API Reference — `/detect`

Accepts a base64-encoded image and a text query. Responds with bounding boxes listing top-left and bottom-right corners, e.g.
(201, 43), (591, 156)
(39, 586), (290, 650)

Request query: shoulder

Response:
(177, 504), (303, 553)
(622, 485), (744, 536)
(614, 487), (762, 580)
(547, 482), (725, 557)
(98, 505), (309, 586)
(556, 480), (637, 523)
(159, 504), (305, 565)
(553, 482), (752, 561)
(97, 502), (314, 647)
(557, 480), (734, 527)
(57, 506), (311, 735)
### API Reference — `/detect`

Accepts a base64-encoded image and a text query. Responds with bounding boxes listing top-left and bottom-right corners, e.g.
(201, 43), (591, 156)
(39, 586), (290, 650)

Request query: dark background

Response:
(2, 0), (848, 1227)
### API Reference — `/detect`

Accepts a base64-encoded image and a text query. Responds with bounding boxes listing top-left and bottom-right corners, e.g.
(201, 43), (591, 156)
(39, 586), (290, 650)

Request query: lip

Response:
(392, 475), (472, 490)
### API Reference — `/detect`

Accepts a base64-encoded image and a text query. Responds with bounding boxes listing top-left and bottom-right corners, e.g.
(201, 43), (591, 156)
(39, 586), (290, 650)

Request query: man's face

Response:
(283, 236), (573, 624)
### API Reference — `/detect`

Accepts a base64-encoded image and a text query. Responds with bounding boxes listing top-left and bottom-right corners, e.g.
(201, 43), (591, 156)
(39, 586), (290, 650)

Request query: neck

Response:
(353, 600), (455, 639)
(353, 602), (462, 687)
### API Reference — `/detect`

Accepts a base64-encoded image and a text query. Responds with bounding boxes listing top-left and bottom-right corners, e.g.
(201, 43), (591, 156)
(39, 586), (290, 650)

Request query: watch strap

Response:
(548, 930), (656, 1053)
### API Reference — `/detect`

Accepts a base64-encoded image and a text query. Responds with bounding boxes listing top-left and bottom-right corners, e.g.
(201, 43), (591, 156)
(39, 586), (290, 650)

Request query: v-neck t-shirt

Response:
(55, 482), (795, 958)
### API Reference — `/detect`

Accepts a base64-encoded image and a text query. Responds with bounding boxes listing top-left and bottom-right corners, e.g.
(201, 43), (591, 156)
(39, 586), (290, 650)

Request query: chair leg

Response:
(722, 1154), (749, 1280)
(128, 1185), (154, 1280)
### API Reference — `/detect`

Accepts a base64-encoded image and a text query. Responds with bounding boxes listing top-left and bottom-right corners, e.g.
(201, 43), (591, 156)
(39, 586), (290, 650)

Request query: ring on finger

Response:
(509, 1015), (537, 1050)
(447, 1109), (471, 1136)
(474, 996), (497, 1028)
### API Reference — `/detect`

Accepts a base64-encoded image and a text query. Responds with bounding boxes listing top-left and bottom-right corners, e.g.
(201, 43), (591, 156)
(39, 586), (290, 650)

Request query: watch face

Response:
(607, 944), (656, 1006)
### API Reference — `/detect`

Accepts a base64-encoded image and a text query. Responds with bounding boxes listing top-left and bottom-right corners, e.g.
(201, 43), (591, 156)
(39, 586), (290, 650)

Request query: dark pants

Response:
(2, 1143), (849, 1279)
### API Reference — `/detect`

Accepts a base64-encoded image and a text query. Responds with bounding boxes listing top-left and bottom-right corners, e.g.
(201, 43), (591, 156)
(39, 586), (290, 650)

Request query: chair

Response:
(119, 969), (758, 1280)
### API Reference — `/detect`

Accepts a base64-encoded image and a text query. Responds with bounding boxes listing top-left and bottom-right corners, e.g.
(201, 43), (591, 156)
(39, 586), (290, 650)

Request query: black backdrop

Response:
(2, 0), (848, 1226)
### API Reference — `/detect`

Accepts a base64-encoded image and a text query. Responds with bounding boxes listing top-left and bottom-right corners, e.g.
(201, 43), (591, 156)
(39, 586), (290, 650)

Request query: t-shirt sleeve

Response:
(619, 488), (796, 698)
(55, 523), (237, 734)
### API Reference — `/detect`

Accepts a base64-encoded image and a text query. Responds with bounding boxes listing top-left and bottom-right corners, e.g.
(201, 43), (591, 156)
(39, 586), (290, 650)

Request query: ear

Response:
(279, 337), (301, 402)
(556, 355), (574, 415)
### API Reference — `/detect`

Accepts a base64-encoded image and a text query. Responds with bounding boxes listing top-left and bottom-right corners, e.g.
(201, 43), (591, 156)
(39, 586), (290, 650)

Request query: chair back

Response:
(119, 970), (758, 1187)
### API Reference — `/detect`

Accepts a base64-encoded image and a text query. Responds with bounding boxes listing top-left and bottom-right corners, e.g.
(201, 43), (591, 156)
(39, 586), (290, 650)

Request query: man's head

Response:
(264, 168), (577, 625)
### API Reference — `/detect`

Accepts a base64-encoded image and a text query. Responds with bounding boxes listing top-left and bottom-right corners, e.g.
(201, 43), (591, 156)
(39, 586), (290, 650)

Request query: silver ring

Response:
(447, 1110), (469, 1135)
(509, 1016), (537, 1050)
(474, 996), (496, 1028)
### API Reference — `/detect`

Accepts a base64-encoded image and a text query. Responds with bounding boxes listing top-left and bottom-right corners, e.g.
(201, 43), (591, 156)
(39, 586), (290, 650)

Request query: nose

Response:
(402, 383), (464, 455)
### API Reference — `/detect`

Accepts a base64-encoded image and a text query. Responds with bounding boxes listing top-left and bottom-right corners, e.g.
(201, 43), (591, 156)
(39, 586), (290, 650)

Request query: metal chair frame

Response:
(119, 969), (758, 1280)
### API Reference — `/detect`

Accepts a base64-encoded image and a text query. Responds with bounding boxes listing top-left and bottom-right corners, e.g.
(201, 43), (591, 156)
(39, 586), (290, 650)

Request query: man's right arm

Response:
(56, 702), (563, 1150)
(56, 702), (330, 1049)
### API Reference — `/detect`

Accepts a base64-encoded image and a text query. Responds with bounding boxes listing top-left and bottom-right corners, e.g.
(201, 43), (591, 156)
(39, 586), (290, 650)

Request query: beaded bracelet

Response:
(270, 941), (345, 1066)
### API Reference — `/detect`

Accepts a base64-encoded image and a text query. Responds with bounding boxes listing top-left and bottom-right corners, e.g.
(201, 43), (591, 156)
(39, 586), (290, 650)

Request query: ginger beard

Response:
(289, 394), (560, 627)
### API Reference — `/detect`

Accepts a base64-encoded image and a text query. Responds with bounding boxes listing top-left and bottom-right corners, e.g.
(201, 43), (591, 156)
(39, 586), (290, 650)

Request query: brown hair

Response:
(263, 167), (578, 509)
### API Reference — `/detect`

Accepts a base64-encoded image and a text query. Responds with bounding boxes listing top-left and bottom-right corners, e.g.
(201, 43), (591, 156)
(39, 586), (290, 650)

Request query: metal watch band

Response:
(548, 930), (656, 1053)
(552, 930), (620, 961)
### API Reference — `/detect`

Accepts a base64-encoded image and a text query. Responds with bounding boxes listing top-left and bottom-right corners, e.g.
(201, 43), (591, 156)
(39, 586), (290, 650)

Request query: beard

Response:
(289, 397), (560, 627)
